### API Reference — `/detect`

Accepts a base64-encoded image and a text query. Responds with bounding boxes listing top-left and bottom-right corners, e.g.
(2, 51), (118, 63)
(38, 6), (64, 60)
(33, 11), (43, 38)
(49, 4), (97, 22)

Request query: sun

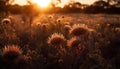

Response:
(32, 0), (51, 7)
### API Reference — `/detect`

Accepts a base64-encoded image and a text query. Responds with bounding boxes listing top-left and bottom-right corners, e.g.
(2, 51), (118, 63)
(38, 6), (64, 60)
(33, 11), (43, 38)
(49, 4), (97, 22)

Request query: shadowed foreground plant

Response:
(2, 45), (22, 60)
(67, 37), (81, 48)
(47, 33), (66, 46)
(70, 24), (89, 36)
(46, 33), (67, 68)
(1, 45), (28, 69)
(63, 25), (71, 38)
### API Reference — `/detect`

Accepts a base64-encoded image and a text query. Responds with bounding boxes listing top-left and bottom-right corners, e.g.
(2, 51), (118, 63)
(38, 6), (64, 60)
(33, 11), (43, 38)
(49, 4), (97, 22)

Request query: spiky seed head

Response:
(57, 19), (61, 23)
(2, 18), (11, 24)
(67, 37), (81, 47)
(64, 25), (71, 31)
(70, 24), (89, 36)
(41, 24), (49, 28)
(48, 15), (53, 19)
(36, 22), (41, 26)
(48, 33), (66, 45)
(2, 45), (22, 61)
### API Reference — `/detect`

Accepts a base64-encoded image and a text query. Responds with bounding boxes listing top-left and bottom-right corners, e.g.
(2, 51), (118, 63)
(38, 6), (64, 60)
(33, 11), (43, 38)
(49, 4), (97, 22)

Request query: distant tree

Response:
(0, 0), (14, 15)
(107, 0), (110, 4)
(88, 0), (120, 13)
(93, 0), (109, 8)
(0, 0), (7, 12)
(68, 2), (81, 8)
(106, 0), (120, 6)
(62, 2), (82, 13)
(51, 0), (61, 6)
(74, 2), (81, 8)
(111, 0), (120, 7)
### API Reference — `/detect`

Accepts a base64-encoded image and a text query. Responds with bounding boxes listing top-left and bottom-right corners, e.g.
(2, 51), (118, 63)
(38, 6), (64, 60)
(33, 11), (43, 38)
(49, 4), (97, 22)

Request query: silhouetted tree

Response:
(0, 0), (14, 16)
(106, 0), (120, 6)
(111, 0), (120, 7)
(51, 0), (61, 7)
(93, 0), (109, 8)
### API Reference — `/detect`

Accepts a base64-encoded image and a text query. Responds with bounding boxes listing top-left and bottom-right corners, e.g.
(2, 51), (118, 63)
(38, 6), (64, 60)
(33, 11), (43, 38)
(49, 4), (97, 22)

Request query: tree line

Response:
(0, 0), (120, 14)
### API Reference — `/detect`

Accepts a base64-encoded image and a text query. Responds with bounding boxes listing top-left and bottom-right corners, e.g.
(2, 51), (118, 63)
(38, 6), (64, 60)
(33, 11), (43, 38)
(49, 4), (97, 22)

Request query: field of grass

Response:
(0, 13), (120, 69)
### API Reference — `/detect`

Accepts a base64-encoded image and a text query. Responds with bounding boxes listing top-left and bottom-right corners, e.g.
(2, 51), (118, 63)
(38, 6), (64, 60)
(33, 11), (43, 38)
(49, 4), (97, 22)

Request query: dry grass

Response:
(0, 13), (120, 69)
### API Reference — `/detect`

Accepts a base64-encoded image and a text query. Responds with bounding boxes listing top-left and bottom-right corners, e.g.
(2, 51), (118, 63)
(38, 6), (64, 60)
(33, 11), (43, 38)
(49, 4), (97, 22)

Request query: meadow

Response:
(0, 13), (120, 69)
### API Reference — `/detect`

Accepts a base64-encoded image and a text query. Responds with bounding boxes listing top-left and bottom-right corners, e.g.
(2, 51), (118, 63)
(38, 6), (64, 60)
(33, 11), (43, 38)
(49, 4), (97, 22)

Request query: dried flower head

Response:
(41, 24), (49, 28)
(48, 33), (66, 45)
(70, 24), (89, 36)
(48, 15), (53, 19)
(57, 19), (61, 23)
(36, 22), (41, 26)
(67, 37), (81, 47)
(64, 25), (71, 31)
(2, 45), (22, 61)
(2, 18), (11, 24)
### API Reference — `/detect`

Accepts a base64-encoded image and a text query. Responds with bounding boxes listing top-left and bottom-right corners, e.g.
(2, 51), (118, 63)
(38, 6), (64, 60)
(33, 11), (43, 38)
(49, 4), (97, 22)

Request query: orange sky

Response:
(12, 0), (97, 5)
(12, 0), (28, 5)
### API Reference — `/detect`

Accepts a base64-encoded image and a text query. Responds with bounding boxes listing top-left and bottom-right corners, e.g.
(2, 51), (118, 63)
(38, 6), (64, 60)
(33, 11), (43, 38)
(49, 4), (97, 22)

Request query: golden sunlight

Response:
(12, 0), (28, 5)
(31, 0), (51, 7)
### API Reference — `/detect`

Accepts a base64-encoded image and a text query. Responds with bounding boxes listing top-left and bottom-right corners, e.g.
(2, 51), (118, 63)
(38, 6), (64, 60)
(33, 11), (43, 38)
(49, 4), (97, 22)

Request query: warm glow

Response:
(31, 0), (51, 7)
(11, 0), (97, 6)
(12, 0), (28, 5)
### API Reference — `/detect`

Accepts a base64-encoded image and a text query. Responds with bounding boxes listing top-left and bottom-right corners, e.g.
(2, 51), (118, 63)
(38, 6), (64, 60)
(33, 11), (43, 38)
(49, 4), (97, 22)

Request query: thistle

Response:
(70, 24), (89, 36)
(1, 18), (11, 24)
(2, 45), (22, 61)
(48, 33), (66, 46)
(2, 45), (28, 69)
(67, 37), (81, 47)
(48, 15), (53, 19)
(64, 25), (71, 31)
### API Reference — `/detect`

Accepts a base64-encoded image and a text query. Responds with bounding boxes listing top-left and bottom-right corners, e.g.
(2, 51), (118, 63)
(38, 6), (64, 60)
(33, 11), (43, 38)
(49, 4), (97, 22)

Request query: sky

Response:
(12, 0), (97, 5)
(78, 0), (97, 5)
(12, 0), (28, 5)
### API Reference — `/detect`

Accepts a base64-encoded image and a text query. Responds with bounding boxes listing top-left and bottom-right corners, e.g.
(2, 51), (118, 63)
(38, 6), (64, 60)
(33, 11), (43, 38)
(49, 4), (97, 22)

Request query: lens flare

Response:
(31, 0), (51, 7)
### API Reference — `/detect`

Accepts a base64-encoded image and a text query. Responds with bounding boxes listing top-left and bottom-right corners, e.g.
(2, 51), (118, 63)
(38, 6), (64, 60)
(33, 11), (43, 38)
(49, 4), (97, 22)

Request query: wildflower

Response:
(48, 15), (53, 19)
(48, 33), (66, 46)
(115, 28), (120, 32)
(2, 45), (22, 61)
(70, 24), (89, 36)
(41, 24), (49, 28)
(36, 22), (41, 26)
(97, 33), (102, 37)
(1, 18), (11, 24)
(64, 25), (71, 31)
(40, 24), (49, 33)
(57, 19), (61, 23)
(67, 37), (81, 47)
(2, 45), (28, 69)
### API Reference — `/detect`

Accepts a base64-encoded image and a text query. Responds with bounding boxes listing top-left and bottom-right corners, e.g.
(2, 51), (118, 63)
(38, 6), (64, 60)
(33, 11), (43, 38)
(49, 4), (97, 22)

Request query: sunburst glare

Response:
(31, 0), (51, 7)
